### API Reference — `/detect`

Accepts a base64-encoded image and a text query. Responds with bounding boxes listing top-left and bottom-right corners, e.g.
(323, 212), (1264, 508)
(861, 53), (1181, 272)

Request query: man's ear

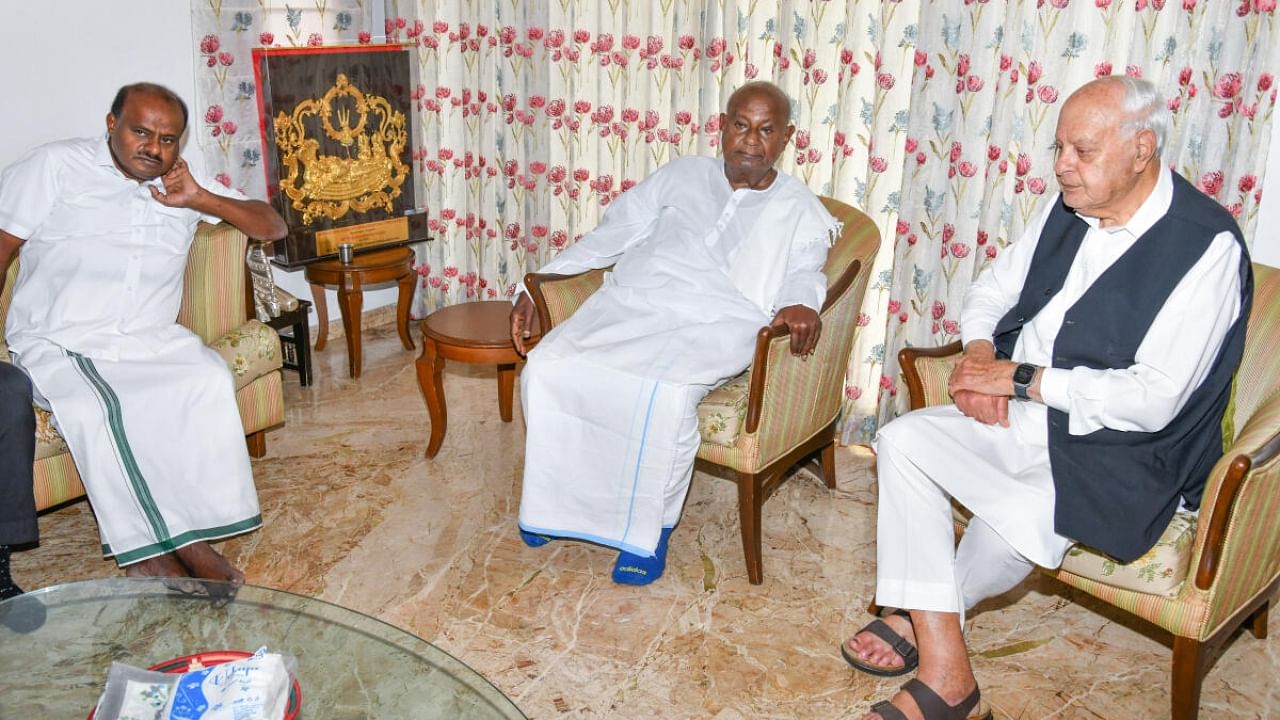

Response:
(106, 113), (117, 133)
(1133, 127), (1157, 170)
(784, 123), (796, 146)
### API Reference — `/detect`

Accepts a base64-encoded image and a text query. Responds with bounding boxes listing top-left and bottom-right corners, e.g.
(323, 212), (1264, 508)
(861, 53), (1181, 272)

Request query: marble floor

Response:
(12, 318), (1280, 719)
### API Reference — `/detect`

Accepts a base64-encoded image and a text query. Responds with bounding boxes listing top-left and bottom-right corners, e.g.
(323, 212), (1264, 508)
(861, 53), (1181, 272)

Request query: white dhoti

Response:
(13, 332), (260, 566)
(518, 279), (764, 556)
(872, 405), (1074, 620)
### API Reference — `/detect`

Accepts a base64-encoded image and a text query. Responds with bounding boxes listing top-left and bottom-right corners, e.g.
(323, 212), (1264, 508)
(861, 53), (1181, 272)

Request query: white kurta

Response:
(874, 168), (1243, 614)
(0, 137), (261, 566)
(519, 156), (838, 556)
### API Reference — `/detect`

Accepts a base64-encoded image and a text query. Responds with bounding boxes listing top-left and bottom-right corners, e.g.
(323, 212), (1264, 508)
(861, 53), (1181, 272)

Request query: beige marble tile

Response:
(11, 320), (1280, 719)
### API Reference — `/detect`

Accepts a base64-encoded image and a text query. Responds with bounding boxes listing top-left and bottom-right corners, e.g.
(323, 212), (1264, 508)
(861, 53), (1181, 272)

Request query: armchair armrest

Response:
(524, 268), (609, 332)
(207, 319), (283, 390)
(741, 259), (869, 462)
(899, 341), (964, 411)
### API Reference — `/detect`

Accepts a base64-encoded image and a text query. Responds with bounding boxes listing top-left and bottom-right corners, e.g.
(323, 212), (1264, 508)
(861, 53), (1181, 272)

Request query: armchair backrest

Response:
(818, 197), (880, 304)
(1228, 263), (1280, 436)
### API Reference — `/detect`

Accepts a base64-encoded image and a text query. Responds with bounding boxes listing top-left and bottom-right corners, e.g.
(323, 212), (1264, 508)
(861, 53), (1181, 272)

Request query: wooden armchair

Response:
(525, 197), (880, 584)
(1, 222), (286, 513)
(896, 263), (1280, 720)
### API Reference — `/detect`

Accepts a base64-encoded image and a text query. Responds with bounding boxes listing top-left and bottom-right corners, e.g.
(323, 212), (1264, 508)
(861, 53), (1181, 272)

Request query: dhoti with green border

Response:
(11, 331), (261, 566)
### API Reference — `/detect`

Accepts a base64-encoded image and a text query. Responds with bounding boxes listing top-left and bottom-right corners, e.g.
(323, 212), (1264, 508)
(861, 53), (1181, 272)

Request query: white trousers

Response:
(873, 405), (1074, 622)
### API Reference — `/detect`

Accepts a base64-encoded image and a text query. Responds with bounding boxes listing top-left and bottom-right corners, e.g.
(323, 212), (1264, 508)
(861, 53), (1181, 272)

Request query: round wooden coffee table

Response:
(305, 246), (417, 379)
(416, 300), (539, 458)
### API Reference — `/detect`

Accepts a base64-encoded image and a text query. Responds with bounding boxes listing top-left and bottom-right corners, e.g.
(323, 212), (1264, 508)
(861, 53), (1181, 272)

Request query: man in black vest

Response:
(842, 76), (1251, 720)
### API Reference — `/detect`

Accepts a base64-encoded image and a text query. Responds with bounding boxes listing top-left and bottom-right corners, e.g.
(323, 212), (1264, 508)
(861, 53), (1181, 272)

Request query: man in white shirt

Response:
(508, 82), (841, 585)
(0, 83), (287, 588)
(842, 76), (1250, 720)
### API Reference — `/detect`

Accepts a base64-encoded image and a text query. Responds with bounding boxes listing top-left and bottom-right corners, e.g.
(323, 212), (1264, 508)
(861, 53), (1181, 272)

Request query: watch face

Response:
(1014, 364), (1036, 384)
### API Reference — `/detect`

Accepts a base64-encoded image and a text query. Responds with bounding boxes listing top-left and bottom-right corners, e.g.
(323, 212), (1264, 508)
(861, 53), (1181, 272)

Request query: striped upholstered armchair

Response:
(895, 263), (1280, 720)
(525, 197), (881, 584)
(0, 222), (286, 512)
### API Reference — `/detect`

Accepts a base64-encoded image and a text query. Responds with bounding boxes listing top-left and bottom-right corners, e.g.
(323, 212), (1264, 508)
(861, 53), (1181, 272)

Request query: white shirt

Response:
(0, 137), (239, 361)
(962, 168), (1243, 439)
(527, 156), (832, 315)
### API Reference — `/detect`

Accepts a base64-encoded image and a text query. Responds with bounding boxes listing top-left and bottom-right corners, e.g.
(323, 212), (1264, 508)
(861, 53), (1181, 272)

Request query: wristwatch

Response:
(1012, 363), (1037, 400)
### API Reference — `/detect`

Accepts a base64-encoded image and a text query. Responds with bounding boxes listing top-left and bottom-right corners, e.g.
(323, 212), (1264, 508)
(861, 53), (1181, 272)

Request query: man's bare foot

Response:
(175, 542), (244, 606)
(125, 553), (203, 595)
(125, 553), (188, 579)
(175, 541), (244, 584)
(844, 610), (917, 673)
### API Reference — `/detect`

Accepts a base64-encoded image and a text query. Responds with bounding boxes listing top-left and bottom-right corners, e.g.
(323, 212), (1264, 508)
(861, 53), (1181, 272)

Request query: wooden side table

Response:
(416, 300), (539, 458)
(305, 246), (417, 379)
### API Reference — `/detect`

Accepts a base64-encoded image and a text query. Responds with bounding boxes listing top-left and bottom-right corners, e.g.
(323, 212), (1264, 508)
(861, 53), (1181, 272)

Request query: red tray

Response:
(88, 650), (300, 719)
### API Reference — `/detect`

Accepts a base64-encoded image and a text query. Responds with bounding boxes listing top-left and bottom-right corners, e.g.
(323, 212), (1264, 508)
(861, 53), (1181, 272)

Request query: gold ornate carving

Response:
(274, 73), (409, 225)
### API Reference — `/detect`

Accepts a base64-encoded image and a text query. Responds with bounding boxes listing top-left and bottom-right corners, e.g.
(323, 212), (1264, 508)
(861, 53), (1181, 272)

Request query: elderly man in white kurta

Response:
(842, 77), (1250, 720)
(0, 83), (286, 586)
(509, 82), (840, 585)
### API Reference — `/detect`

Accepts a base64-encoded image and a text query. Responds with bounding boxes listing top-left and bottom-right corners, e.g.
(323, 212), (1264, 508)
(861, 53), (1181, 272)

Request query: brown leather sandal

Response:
(841, 609), (918, 677)
(869, 678), (992, 720)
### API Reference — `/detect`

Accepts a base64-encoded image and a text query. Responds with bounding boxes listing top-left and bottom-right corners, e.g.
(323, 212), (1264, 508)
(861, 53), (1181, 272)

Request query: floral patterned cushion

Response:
(208, 320), (283, 390)
(1059, 510), (1198, 597)
(34, 406), (68, 461)
(697, 372), (751, 447)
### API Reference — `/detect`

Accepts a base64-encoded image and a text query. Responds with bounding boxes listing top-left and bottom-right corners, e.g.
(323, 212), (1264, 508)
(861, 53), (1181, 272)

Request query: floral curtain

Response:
(191, 1), (1279, 444)
(190, 1), (387, 200)
(876, 1), (1279, 432)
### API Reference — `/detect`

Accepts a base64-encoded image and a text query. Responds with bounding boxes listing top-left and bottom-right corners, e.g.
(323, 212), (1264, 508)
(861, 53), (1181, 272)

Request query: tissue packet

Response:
(92, 663), (180, 720)
(93, 647), (291, 720)
(168, 647), (290, 720)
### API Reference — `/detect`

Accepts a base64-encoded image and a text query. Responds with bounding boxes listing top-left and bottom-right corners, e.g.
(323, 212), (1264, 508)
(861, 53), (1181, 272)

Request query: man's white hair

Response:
(1112, 75), (1169, 158)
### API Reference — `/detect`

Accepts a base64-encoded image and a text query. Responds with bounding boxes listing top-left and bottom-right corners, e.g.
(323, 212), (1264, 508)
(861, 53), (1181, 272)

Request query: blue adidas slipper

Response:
(519, 528), (554, 548)
(612, 527), (674, 585)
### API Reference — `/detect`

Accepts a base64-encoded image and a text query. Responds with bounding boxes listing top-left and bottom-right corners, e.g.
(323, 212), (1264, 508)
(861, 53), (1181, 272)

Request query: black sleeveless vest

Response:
(992, 173), (1252, 562)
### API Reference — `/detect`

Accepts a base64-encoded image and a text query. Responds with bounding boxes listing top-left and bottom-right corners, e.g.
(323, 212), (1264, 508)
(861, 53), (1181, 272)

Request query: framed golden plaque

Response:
(253, 44), (428, 268)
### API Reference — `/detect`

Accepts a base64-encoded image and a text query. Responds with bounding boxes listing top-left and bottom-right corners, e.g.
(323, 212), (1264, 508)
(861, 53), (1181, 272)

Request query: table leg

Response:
(497, 362), (517, 423)
(396, 271), (416, 351)
(416, 337), (447, 458)
(310, 283), (328, 352)
(337, 279), (364, 378)
(294, 312), (313, 387)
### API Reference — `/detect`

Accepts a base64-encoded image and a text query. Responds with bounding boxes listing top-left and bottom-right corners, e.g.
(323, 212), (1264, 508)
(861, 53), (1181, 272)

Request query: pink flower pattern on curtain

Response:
(192, 0), (1279, 443)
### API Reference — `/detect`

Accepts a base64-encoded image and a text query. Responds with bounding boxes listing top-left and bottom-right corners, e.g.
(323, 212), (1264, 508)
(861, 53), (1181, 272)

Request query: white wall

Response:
(0, 0), (397, 322)
(1252, 120), (1280, 268)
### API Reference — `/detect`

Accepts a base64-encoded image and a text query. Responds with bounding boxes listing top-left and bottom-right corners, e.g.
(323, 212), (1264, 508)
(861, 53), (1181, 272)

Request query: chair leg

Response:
(246, 431), (266, 458)
(1248, 599), (1270, 639)
(1171, 636), (1207, 720)
(820, 439), (837, 489)
(736, 471), (765, 585)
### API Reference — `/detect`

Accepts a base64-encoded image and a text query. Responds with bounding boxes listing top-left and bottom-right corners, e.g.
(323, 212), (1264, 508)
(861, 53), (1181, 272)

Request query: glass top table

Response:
(0, 578), (525, 719)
